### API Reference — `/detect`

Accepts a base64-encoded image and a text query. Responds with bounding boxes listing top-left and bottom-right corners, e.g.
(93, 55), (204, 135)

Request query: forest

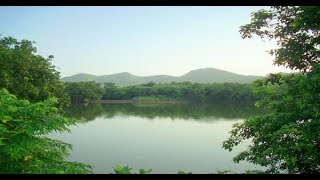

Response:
(64, 81), (258, 103)
(0, 6), (319, 174)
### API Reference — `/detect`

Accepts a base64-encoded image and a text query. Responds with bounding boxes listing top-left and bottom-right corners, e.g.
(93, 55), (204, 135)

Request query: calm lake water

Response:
(48, 102), (267, 174)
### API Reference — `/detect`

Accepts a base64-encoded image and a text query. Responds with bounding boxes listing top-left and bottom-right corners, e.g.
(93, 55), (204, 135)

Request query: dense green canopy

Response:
(0, 36), (70, 107)
(0, 89), (92, 173)
(223, 6), (320, 173)
(64, 81), (257, 103)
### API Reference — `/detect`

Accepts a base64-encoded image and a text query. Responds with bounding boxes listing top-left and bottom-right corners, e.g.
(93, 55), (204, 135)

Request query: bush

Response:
(0, 89), (92, 174)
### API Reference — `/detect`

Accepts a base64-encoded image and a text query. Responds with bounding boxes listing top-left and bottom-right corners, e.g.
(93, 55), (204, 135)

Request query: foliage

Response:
(0, 36), (70, 107)
(64, 81), (104, 103)
(112, 165), (196, 174)
(65, 81), (257, 103)
(111, 165), (266, 174)
(244, 170), (272, 174)
(112, 165), (133, 174)
(240, 6), (320, 72)
(100, 82), (257, 102)
(139, 168), (153, 174)
(112, 165), (152, 174)
(212, 170), (233, 174)
(212, 170), (267, 174)
(0, 89), (92, 174)
(223, 6), (320, 174)
(223, 71), (320, 173)
(102, 82), (123, 100)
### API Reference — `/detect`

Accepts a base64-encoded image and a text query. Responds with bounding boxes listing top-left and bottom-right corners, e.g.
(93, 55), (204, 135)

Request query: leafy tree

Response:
(0, 89), (92, 174)
(223, 6), (320, 173)
(64, 81), (104, 103)
(143, 81), (156, 87)
(0, 36), (70, 107)
(239, 6), (320, 72)
(103, 82), (118, 100)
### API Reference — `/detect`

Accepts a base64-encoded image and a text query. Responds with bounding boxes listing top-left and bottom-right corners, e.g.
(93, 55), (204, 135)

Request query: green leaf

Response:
(139, 168), (152, 174)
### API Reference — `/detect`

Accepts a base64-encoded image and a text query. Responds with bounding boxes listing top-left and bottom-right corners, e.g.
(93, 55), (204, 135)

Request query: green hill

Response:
(180, 68), (262, 84)
(61, 68), (264, 86)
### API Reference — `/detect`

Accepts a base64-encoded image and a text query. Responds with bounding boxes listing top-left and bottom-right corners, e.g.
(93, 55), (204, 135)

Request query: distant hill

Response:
(61, 68), (264, 86)
(180, 68), (261, 83)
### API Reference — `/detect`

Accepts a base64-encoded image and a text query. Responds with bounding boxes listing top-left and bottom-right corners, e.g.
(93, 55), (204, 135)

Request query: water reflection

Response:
(54, 102), (268, 173)
(63, 102), (267, 122)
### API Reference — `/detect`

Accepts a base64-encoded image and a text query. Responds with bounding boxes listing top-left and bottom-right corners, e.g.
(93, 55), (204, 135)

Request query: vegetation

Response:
(112, 165), (193, 174)
(0, 34), (260, 174)
(62, 68), (263, 86)
(223, 6), (320, 173)
(1, 6), (319, 174)
(64, 81), (104, 103)
(0, 36), (70, 107)
(65, 81), (257, 103)
(111, 165), (266, 174)
(0, 89), (92, 174)
(0, 36), (92, 174)
(112, 165), (152, 174)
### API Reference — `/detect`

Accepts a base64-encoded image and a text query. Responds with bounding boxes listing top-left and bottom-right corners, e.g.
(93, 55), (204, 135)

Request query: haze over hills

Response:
(61, 68), (264, 87)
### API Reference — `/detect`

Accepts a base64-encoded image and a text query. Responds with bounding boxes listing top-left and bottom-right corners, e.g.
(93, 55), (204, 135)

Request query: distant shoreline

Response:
(90, 100), (189, 104)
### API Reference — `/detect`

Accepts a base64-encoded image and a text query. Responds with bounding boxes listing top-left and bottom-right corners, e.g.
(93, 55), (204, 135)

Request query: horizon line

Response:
(61, 67), (269, 79)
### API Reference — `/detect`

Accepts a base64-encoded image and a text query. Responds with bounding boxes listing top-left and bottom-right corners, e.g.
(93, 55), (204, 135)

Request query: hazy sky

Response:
(0, 6), (293, 78)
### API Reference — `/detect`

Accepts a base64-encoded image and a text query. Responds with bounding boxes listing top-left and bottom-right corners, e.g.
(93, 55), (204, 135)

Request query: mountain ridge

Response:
(61, 68), (264, 87)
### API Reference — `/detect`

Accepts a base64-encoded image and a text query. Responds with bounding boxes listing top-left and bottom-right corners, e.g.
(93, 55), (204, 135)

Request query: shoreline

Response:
(89, 100), (189, 104)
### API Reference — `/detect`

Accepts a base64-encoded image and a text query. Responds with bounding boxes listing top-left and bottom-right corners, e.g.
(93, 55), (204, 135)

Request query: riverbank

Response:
(90, 100), (189, 104)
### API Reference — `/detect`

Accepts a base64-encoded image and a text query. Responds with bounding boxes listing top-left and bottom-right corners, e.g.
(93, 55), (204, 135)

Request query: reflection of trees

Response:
(64, 102), (268, 122)
(63, 103), (104, 122)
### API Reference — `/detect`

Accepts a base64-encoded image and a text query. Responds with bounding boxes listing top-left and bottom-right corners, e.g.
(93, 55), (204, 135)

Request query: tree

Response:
(223, 6), (320, 173)
(0, 36), (70, 107)
(102, 82), (119, 100)
(143, 81), (156, 87)
(239, 6), (320, 72)
(0, 89), (92, 174)
(64, 81), (104, 103)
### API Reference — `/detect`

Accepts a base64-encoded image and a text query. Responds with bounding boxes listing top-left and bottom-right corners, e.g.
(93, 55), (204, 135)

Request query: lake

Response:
(48, 102), (267, 174)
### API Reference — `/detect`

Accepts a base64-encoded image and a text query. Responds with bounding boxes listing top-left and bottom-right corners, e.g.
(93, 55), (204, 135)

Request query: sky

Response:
(0, 6), (293, 78)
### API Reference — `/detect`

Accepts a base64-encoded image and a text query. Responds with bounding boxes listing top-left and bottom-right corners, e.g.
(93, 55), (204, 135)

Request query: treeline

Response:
(64, 81), (258, 103)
